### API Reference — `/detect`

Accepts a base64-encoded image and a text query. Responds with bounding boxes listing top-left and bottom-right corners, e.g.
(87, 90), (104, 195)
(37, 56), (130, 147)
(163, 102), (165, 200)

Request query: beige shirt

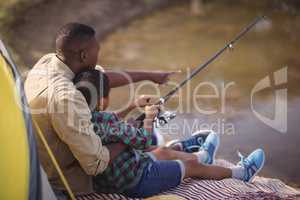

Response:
(24, 53), (109, 194)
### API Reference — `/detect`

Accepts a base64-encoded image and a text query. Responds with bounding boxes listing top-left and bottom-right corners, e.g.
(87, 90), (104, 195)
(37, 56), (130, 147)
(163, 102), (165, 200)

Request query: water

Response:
(99, 2), (300, 186)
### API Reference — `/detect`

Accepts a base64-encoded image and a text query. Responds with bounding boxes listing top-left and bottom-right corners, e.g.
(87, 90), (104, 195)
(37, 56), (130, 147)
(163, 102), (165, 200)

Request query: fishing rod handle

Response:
(135, 113), (146, 122)
(135, 98), (164, 123)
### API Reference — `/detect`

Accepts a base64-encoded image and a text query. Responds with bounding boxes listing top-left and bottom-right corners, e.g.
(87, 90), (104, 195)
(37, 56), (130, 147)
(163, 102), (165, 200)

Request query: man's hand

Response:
(149, 71), (178, 85)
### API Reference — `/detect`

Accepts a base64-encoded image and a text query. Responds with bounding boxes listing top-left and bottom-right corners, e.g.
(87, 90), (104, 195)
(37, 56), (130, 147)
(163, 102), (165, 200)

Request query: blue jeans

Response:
(122, 159), (183, 198)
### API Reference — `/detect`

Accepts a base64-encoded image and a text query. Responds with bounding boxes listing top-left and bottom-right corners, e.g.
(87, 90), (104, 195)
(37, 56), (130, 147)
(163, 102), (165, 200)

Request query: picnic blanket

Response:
(76, 160), (300, 200)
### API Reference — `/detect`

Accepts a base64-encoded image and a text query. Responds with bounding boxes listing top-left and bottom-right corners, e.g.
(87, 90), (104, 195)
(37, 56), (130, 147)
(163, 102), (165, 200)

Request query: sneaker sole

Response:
(198, 130), (219, 165)
(248, 154), (265, 182)
(211, 133), (220, 165)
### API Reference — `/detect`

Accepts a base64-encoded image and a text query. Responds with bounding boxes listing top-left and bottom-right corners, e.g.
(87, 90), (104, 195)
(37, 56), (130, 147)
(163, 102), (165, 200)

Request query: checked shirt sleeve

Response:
(93, 112), (152, 150)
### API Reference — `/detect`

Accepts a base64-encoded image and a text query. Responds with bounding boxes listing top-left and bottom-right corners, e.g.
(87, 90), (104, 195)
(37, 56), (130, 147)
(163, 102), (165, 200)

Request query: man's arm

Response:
(50, 88), (126, 175)
(106, 143), (127, 165)
(105, 70), (176, 88)
(115, 95), (154, 118)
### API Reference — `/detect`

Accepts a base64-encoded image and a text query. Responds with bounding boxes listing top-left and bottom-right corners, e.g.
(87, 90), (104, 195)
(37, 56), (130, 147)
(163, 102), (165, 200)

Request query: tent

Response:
(0, 39), (56, 200)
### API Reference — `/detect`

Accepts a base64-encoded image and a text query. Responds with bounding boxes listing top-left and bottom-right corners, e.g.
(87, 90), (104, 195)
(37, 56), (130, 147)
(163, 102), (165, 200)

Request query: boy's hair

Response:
(73, 69), (110, 110)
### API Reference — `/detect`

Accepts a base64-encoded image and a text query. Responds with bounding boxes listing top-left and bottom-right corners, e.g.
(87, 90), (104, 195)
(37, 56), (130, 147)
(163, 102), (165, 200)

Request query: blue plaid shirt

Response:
(91, 111), (153, 193)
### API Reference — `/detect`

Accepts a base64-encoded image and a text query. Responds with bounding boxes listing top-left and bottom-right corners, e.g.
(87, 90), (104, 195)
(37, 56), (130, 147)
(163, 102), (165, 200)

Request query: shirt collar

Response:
(51, 54), (75, 80)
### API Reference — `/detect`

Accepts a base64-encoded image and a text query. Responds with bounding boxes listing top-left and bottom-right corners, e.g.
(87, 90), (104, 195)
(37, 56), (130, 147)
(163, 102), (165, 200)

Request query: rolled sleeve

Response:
(50, 87), (110, 175)
(95, 146), (109, 174)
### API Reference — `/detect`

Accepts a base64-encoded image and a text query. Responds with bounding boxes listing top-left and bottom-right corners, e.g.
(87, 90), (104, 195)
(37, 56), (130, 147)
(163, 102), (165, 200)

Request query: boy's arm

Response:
(93, 112), (152, 149)
(111, 105), (159, 149)
(115, 95), (155, 119)
(115, 104), (135, 119)
(113, 105), (159, 149)
(102, 118), (153, 150)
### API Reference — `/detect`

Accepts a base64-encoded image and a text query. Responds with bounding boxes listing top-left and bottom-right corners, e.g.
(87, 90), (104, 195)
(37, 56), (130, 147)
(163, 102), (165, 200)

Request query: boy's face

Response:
(97, 97), (109, 111)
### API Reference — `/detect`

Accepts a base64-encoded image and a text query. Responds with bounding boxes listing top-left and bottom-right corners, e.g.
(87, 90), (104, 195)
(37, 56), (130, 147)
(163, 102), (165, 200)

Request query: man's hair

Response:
(56, 23), (95, 55)
(73, 69), (110, 110)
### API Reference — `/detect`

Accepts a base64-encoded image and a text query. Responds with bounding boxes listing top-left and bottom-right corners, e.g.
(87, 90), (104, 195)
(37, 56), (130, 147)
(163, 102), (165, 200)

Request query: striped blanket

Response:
(76, 160), (300, 200)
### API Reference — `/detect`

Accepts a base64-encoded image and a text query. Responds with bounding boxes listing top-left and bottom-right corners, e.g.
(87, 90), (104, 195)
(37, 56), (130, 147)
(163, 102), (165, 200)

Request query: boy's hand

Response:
(145, 105), (160, 121)
(144, 105), (159, 131)
(132, 95), (156, 108)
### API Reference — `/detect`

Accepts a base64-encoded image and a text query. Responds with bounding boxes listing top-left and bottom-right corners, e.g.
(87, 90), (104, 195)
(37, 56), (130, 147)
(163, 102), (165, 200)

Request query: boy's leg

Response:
(150, 147), (265, 182)
(150, 147), (232, 180)
(151, 146), (197, 161)
(182, 159), (232, 180)
(122, 160), (185, 198)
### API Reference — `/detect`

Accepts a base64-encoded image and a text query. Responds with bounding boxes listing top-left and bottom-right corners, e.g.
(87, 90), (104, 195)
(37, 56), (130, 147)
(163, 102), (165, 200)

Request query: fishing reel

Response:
(151, 98), (177, 146)
(153, 110), (177, 128)
(152, 110), (176, 146)
(152, 98), (177, 128)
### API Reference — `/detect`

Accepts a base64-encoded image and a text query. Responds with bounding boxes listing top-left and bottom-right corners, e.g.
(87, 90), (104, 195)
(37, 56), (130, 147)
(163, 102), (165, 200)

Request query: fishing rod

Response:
(136, 15), (266, 125)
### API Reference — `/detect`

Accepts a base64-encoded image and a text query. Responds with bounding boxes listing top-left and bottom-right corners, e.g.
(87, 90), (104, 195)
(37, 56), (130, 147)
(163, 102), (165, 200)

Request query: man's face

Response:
(81, 37), (100, 69)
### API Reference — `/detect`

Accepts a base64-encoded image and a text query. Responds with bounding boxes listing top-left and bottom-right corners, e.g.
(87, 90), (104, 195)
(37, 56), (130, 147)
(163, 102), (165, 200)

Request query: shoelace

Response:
(237, 151), (251, 166)
(183, 137), (201, 148)
(186, 145), (201, 152)
(184, 137), (206, 152)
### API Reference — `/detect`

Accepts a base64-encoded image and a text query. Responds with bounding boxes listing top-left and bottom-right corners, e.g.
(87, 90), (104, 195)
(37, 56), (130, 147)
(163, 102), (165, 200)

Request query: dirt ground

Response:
(3, 0), (173, 70)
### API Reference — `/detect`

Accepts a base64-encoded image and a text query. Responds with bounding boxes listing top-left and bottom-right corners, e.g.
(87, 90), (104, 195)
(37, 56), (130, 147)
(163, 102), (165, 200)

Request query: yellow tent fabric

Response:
(0, 53), (29, 199)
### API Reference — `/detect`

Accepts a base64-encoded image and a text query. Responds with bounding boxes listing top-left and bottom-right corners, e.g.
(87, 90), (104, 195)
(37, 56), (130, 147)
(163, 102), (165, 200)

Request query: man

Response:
(24, 23), (174, 195)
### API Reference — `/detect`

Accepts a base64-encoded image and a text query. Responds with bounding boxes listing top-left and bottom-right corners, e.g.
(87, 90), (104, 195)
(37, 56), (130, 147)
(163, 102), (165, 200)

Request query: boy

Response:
(73, 69), (265, 198)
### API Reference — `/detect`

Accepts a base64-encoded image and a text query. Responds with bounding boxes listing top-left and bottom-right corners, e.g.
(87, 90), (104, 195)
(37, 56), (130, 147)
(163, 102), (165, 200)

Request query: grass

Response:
(0, 0), (43, 68)
(0, 0), (43, 36)
(0, 0), (23, 27)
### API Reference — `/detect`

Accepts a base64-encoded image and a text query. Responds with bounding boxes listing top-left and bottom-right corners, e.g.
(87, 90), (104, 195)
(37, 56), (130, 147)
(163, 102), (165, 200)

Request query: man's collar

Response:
(52, 54), (75, 80)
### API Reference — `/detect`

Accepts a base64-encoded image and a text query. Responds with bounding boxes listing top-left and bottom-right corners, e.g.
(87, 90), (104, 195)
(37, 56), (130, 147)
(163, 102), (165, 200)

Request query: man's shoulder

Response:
(31, 53), (56, 70)
(25, 53), (56, 82)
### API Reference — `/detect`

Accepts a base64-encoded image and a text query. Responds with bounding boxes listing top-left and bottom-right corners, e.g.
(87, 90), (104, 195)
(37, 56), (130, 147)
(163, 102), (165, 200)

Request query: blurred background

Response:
(1, 0), (299, 188)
